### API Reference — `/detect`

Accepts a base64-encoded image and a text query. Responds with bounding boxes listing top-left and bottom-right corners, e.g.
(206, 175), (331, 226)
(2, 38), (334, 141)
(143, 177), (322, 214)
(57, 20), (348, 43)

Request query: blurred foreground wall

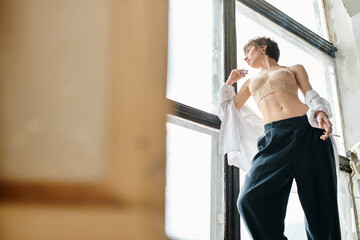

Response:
(0, 0), (168, 239)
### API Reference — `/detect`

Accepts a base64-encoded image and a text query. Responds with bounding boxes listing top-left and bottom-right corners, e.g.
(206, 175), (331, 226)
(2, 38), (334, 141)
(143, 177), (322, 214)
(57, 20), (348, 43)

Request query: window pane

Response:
(167, 0), (223, 114)
(165, 120), (224, 240)
(284, 194), (307, 239)
(265, 0), (328, 39)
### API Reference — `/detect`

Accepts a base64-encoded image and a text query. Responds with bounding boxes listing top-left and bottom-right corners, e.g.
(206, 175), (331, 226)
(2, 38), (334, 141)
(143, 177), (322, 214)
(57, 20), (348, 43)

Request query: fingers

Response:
(320, 120), (332, 141)
(318, 118), (324, 129)
(320, 132), (330, 141)
(324, 120), (332, 134)
(228, 69), (248, 84)
(233, 69), (248, 78)
(237, 69), (248, 79)
(316, 111), (332, 141)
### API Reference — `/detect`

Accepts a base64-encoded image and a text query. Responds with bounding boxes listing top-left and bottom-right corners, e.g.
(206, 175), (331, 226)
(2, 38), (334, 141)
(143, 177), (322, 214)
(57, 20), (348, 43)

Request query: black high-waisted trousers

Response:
(237, 115), (341, 240)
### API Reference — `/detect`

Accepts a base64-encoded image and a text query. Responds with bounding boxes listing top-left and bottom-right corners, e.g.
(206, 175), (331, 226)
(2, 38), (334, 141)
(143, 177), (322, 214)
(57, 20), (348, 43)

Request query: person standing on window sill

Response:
(218, 36), (341, 240)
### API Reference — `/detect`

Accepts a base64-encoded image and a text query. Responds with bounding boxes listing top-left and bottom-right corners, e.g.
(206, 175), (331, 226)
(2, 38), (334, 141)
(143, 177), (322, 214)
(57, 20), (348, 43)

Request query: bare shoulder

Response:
(238, 78), (251, 89)
(288, 64), (307, 75)
(288, 64), (312, 94)
(243, 78), (251, 86)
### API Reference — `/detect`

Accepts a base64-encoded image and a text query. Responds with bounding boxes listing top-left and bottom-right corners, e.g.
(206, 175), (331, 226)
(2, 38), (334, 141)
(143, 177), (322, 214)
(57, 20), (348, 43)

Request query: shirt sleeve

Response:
(305, 89), (339, 175)
(217, 84), (236, 121)
(305, 89), (333, 128)
(217, 84), (264, 172)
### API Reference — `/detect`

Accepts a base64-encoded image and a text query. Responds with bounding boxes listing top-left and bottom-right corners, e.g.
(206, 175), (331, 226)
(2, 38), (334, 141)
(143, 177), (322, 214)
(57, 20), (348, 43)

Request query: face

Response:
(244, 45), (265, 68)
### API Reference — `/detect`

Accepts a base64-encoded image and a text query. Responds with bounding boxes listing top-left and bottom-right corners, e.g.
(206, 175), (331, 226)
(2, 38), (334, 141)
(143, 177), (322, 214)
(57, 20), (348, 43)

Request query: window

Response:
(264, 0), (328, 39)
(166, 0), (224, 239)
(166, 118), (224, 240)
(166, 0), (345, 239)
(167, 0), (223, 114)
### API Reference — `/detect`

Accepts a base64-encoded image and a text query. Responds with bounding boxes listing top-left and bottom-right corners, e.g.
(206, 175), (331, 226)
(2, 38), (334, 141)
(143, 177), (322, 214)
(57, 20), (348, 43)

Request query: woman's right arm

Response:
(225, 69), (251, 110)
(232, 80), (251, 110)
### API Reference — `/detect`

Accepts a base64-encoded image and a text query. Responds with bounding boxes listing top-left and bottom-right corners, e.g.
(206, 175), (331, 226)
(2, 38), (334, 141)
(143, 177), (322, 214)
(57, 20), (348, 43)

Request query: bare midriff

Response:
(258, 91), (308, 124)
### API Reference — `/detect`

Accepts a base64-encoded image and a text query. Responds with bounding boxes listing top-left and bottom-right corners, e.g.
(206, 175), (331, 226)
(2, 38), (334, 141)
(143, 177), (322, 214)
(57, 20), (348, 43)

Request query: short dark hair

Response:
(243, 37), (280, 62)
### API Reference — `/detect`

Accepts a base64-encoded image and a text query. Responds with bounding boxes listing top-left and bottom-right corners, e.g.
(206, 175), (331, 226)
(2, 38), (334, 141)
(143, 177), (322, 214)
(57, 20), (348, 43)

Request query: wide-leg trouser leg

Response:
(237, 115), (341, 240)
(294, 123), (341, 240)
(237, 119), (297, 239)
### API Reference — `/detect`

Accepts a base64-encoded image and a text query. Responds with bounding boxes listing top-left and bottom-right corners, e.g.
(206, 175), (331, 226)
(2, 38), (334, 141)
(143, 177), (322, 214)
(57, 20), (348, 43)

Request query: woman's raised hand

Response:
(225, 69), (248, 85)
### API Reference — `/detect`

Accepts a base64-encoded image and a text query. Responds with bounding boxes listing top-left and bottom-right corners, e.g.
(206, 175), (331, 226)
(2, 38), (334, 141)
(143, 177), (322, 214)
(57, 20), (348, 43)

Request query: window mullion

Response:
(223, 0), (241, 239)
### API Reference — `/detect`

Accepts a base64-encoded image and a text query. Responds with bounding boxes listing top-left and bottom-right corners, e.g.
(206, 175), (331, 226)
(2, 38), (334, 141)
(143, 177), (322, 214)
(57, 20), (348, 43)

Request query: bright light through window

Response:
(265, 0), (328, 40)
(167, 0), (214, 113)
(166, 122), (212, 240)
(165, 117), (224, 240)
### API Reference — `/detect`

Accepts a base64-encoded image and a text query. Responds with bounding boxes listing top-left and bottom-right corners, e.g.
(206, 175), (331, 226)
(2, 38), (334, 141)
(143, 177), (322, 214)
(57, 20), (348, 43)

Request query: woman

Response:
(218, 37), (341, 239)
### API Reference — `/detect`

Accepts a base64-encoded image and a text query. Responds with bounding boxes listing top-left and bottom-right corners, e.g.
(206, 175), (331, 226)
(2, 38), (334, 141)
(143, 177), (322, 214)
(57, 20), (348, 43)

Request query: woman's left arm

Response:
(289, 64), (312, 95)
(290, 64), (332, 140)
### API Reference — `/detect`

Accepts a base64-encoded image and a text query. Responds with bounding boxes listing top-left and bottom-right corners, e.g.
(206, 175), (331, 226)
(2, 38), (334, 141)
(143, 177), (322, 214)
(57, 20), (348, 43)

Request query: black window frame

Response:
(166, 0), (350, 239)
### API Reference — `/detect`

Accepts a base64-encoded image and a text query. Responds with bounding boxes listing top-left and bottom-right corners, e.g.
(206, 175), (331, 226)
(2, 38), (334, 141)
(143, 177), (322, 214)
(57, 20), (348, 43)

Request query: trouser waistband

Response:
(264, 114), (308, 131)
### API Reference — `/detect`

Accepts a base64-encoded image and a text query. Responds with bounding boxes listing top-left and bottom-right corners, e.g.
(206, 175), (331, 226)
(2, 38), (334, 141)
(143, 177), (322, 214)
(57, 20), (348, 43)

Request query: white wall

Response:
(342, 0), (360, 64)
(324, 0), (360, 238)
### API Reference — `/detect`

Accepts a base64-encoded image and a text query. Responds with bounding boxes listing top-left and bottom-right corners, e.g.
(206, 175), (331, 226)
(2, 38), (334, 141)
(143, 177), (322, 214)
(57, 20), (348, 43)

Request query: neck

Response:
(260, 58), (278, 71)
